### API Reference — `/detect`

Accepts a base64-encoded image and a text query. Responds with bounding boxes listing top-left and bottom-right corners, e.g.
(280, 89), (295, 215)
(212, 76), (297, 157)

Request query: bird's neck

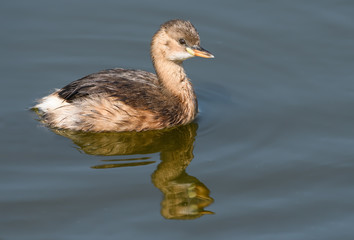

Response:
(151, 50), (197, 121)
(153, 58), (189, 95)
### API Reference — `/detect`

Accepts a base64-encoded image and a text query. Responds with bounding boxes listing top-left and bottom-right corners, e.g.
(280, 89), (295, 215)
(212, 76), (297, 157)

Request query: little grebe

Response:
(34, 19), (214, 132)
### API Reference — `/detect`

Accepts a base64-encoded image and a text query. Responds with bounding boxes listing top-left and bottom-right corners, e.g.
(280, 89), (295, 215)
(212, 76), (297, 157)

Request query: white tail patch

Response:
(35, 92), (68, 113)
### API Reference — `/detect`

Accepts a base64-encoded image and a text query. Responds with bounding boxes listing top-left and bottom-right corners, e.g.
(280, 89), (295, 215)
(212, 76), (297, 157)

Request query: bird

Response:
(34, 19), (214, 132)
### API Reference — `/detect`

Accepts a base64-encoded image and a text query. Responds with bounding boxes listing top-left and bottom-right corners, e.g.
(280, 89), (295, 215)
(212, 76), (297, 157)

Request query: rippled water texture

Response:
(1, 0), (354, 239)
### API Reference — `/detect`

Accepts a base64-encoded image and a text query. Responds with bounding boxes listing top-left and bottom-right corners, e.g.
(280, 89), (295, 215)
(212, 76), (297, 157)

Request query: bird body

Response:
(34, 19), (213, 132)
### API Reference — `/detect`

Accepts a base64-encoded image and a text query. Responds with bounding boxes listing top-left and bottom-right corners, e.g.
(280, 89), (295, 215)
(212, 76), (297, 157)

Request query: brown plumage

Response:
(34, 19), (214, 132)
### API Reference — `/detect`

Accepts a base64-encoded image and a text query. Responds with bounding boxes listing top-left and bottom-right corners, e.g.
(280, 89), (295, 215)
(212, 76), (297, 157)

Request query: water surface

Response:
(1, 0), (354, 239)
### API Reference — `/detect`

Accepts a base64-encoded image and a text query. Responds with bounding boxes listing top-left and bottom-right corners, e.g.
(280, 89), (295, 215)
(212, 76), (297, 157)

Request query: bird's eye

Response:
(179, 39), (186, 45)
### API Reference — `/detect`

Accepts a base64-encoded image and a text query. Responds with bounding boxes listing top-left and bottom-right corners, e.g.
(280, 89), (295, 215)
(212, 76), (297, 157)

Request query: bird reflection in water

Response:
(52, 123), (214, 220)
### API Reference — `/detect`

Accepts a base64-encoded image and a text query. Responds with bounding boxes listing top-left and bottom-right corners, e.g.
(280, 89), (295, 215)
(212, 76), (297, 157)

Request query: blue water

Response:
(1, 0), (354, 239)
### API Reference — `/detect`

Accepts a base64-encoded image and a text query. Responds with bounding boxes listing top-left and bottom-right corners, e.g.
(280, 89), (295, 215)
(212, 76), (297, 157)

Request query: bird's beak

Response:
(186, 46), (214, 59)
